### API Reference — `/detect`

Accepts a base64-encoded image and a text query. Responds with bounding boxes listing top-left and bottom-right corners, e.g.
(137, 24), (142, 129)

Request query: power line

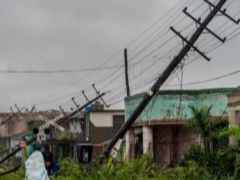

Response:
(126, 0), (193, 48)
(59, 1), (198, 90)
(128, 0), (197, 58)
(109, 65), (183, 107)
(110, 19), (240, 104)
(89, 25), (240, 107)
(24, 1), (193, 107)
(19, 0), (240, 111)
(110, 2), (240, 105)
(0, 65), (124, 74)
(102, 21), (197, 94)
(170, 68), (240, 87)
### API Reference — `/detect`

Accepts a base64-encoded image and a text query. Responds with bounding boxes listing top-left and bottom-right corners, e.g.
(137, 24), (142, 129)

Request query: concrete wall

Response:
(0, 115), (29, 137)
(143, 126), (153, 154)
(90, 111), (124, 127)
(87, 111), (124, 143)
(125, 128), (135, 159)
(0, 114), (10, 137)
(0, 124), (6, 137)
(153, 125), (197, 165)
(8, 116), (28, 136)
(125, 88), (236, 124)
(153, 125), (172, 164)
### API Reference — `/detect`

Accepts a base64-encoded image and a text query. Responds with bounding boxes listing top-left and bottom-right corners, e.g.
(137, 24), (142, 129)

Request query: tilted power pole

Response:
(103, 0), (239, 158)
(124, 48), (130, 97)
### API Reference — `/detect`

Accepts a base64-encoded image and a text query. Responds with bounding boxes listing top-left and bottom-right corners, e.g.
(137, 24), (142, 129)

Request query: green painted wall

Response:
(125, 88), (237, 123)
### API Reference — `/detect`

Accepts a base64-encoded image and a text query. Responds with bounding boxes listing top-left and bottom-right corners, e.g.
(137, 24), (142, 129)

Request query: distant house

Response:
(0, 110), (61, 165)
(0, 110), (61, 137)
(86, 103), (124, 143)
(124, 88), (237, 165)
(83, 102), (125, 159)
(0, 110), (64, 162)
(52, 103), (124, 160)
(0, 103), (124, 162)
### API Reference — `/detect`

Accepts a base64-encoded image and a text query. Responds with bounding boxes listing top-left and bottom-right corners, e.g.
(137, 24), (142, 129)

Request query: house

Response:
(0, 102), (125, 162)
(0, 110), (61, 137)
(51, 102), (124, 160)
(124, 88), (237, 165)
(86, 102), (124, 143)
(83, 102), (125, 159)
(0, 110), (82, 162)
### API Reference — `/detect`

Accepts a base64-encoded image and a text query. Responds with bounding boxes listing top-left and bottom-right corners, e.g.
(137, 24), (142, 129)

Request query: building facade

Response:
(0, 103), (125, 163)
(125, 88), (237, 165)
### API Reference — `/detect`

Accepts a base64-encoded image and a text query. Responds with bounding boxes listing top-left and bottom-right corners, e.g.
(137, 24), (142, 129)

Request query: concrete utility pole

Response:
(124, 48), (130, 97)
(103, 0), (235, 158)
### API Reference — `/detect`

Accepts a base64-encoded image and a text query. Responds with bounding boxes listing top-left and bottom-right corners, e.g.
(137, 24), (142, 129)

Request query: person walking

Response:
(43, 145), (53, 175)
(25, 144), (50, 180)
(42, 145), (53, 176)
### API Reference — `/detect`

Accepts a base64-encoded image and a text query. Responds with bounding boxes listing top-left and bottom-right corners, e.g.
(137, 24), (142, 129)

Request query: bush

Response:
(183, 144), (236, 176)
(51, 158), (84, 180)
(0, 167), (25, 180)
(159, 161), (217, 180)
(0, 155), (236, 180)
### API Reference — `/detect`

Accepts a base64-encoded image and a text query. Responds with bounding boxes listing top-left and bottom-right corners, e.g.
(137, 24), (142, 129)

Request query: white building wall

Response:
(90, 112), (123, 127)
(143, 126), (153, 154)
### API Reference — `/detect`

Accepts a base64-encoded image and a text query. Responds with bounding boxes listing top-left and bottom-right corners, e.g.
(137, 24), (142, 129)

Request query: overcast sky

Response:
(0, 0), (240, 112)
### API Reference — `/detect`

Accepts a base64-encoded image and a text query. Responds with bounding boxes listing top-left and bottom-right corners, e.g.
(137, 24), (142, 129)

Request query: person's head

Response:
(35, 144), (41, 151)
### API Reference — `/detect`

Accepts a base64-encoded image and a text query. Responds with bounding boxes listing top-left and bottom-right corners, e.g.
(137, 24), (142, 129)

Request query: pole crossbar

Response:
(183, 7), (226, 43)
(170, 26), (211, 61)
(204, 0), (240, 24)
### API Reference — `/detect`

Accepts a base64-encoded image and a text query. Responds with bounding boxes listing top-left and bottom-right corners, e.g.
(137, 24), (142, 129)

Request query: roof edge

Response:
(125, 87), (238, 101)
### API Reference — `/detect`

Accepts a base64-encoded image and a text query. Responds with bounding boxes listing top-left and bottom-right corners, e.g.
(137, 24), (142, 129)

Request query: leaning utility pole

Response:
(124, 48), (130, 97)
(103, 0), (238, 158)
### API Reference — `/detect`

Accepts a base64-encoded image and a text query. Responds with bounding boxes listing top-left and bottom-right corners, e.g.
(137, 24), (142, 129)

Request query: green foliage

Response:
(0, 154), (238, 180)
(183, 145), (204, 164)
(114, 154), (158, 180)
(183, 106), (240, 178)
(159, 161), (217, 180)
(219, 125), (240, 178)
(187, 105), (229, 154)
(51, 158), (84, 180)
(184, 145), (236, 176)
(234, 154), (240, 177)
(188, 105), (212, 134)
(87, 154), (160, 180)
(220, 125), (240, 143)
(0, 167), (25, 180)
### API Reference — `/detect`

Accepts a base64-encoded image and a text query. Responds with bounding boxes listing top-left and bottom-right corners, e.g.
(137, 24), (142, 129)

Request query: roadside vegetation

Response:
(1, 105), (240, 180)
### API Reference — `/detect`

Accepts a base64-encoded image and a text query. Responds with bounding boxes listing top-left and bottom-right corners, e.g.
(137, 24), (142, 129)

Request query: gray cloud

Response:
(0, 0), (239, 111)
